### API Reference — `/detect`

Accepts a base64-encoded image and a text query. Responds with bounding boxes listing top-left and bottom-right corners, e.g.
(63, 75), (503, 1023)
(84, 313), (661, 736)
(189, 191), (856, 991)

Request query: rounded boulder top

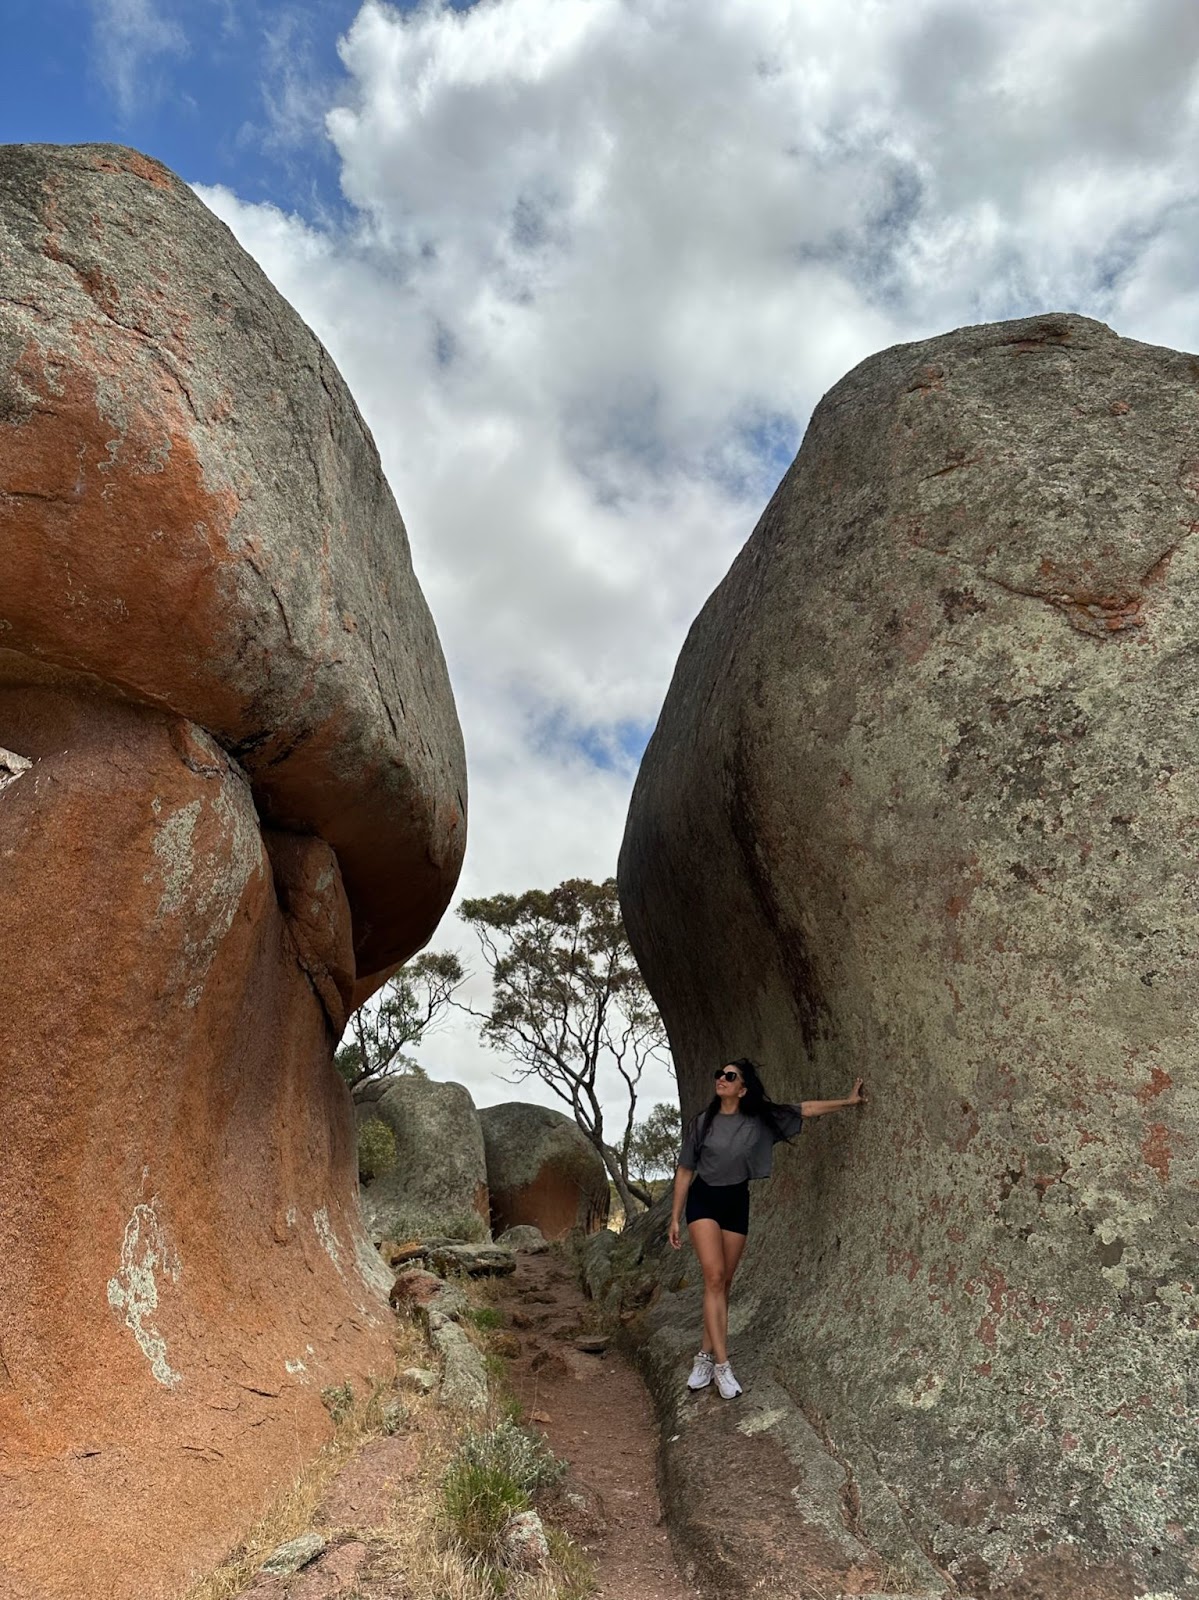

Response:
(480, 1102), (609, 1239)
(0, 142), (466, 994)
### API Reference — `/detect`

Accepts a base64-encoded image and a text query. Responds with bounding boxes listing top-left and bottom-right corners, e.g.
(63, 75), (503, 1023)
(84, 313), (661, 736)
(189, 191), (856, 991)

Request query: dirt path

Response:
(492, 1248), (700, 1600)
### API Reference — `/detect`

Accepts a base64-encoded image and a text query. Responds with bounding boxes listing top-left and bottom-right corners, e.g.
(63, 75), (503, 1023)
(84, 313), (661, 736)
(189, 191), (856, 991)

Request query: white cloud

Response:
(92, 0), (189, 120)
(197, 0), (1199, 1119)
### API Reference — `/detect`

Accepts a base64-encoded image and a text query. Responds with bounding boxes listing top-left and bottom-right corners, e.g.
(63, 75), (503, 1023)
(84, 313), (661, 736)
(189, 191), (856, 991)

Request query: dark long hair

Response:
(690, 1057), (794, 1160)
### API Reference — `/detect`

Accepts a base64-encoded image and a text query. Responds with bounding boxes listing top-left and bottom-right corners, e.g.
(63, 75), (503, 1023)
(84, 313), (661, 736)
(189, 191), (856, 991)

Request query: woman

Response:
(668, 1057), (866, 1399)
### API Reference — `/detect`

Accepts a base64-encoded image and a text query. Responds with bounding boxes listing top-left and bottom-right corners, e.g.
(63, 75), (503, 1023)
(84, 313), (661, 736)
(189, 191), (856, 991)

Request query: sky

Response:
(4, 0), (1199, 1125)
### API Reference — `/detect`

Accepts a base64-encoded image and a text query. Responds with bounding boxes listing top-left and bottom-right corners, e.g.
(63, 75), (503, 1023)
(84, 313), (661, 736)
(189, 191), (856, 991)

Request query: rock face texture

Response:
(0, 141), (465, 997)
(0, 144), (466, 1600)
(619, 315), (1199, 1599)
(356, 1076), (490, 1243)
(480, 1103), (609, 1241)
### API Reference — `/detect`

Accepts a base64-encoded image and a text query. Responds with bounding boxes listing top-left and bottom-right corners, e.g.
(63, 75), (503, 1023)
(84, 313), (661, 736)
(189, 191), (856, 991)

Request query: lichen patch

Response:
(106, 1198), (182, 1389)
(0, 747), (33, 795)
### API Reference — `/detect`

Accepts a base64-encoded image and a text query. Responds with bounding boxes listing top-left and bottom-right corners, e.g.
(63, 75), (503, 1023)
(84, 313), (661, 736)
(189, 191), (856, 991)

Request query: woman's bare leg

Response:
(688, 1218), (729, 1362)
(722, 1228), (747, 1292)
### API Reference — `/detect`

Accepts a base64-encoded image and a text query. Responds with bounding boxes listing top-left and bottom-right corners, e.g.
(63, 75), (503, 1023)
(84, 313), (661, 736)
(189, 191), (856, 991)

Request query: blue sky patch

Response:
(532, 709), (655, 774)
(1, 0), (360, 217)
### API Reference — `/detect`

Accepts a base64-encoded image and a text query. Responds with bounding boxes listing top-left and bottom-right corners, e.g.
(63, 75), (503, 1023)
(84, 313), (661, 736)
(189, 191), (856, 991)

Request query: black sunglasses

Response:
(715, 1069), (742, 1083)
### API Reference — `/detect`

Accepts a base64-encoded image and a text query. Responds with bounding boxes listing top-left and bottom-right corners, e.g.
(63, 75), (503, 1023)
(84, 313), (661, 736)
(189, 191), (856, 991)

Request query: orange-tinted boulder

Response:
(0, 143), (466, 1600)
(480, 1103), (609, 1241)
(0, 142), (466, 994)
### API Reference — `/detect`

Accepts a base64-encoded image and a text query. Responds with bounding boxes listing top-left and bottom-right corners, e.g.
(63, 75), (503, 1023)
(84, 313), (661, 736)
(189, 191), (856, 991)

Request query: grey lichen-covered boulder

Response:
(619, 314), (1199, 1599)
(357, 1076), (490, 1243)
(480, 1102), (609, 1241)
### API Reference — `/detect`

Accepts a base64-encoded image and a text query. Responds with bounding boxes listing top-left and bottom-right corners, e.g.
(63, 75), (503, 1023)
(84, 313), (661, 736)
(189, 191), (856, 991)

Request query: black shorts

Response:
(685, 1176), (750, 1236)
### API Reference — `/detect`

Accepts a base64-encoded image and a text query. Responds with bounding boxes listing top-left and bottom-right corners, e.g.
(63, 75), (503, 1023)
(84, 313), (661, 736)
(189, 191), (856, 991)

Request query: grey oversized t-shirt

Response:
(677, 1105), (804, 1185)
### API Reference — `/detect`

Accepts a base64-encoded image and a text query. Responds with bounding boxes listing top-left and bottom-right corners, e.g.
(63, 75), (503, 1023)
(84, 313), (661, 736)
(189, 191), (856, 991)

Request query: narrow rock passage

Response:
(492, 1248), (700, 1600)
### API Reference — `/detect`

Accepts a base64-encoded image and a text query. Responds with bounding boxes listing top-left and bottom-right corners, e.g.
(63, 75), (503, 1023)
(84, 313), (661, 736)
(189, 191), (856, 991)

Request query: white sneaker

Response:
(687, 1350), (714, 1390)
(713, 1360), (742, 1399)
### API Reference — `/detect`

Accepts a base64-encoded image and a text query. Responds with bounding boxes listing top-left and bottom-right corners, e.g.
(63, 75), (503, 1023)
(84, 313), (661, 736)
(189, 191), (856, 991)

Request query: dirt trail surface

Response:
(495, 1249), (700, 1600)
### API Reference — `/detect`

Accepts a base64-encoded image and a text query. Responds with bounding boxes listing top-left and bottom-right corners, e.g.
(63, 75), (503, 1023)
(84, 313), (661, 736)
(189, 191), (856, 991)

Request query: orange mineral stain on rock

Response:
(1135, 1066), (1173, 1104)
(0, 341), (246, 731)
(1141, 1122), (1172, 1183)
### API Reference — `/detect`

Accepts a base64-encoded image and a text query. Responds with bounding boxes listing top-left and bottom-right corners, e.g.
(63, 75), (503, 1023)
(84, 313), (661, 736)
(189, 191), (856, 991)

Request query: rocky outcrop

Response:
(480, 1103), (609, 1241)
(356, 1076), (490, 1244)
(0, 144), (466, 1600)
(619, 315), (1199, 1599)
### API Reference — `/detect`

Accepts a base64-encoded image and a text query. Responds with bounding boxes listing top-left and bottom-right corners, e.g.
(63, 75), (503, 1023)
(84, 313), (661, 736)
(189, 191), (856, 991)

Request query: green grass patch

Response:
(441, 1419), (567, 1559)
(466, 1305), (504, 1331)
(442, 1455), (529, 1559)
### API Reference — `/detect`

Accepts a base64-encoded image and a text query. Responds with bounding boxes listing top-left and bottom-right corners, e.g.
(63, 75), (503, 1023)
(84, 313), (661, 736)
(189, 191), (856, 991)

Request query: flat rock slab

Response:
(314, 1435), (419, 1529)
(574, 1334), (609, 1354)
(426, 1242), (517, 1277)
(245, 1541), (370, 1600)
(496, 1224), (550, 1253)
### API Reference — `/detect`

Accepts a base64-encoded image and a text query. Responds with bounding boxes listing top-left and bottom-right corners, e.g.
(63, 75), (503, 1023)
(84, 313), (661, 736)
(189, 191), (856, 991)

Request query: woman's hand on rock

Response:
(846, 1078), (867, 1106)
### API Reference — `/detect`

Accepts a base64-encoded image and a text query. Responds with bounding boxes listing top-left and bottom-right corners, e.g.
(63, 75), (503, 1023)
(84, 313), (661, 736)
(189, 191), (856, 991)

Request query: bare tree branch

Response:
(335, 950), (467, 1095)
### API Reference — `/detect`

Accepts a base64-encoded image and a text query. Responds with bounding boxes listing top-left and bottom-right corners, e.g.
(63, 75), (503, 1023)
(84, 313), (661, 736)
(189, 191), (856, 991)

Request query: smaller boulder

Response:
(502, 1510), (549, 1572)
(581, 1229), (617, 1302)
(495, 1225), (549, 1254)
(481, 1104), (609, 1241)
(434, 1322), (489, 1411)
(357, 1076), (490, 1243)
(388, 1268), (446, 1312)
(259, 1533), (327, 1577)
(425, 1242), (516, 1278)
(399, 1367), (438, 1394)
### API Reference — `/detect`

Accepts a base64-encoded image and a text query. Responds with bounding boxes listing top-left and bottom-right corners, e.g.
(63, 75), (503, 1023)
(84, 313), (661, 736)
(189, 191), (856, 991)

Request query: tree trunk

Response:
(597, 1140), (652, 1219)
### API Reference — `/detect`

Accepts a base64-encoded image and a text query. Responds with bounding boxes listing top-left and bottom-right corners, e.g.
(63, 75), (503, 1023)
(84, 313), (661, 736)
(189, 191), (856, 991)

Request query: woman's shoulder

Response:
(753, 1101), (803, 1140)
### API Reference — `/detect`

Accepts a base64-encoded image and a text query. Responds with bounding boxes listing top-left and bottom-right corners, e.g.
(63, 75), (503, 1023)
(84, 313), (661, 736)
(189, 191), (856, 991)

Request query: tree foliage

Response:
(357, 1116), (398, 1183)
(459, 877), (671, 1216)
(336, 949), (465, 1094)
(629, 1101), (682, 1183)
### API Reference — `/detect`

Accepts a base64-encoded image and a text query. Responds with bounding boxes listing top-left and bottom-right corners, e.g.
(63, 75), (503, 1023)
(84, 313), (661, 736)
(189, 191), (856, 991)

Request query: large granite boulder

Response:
(619, 314), (1199, 1599)
(480, 1102), (609, 1240)
(356, 1075), (490, 1243)
(0, 144), (466, 1600)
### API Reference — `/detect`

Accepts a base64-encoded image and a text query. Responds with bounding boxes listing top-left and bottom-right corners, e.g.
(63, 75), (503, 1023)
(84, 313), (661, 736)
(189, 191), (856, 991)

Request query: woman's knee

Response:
(701, 1264), (727, 1294)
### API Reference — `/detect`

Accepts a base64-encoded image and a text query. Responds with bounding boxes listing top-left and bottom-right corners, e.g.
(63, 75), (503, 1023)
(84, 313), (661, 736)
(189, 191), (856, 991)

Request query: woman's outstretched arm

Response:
(800, 1077), (867, 1117)
(668, 1165), (693, 1248)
